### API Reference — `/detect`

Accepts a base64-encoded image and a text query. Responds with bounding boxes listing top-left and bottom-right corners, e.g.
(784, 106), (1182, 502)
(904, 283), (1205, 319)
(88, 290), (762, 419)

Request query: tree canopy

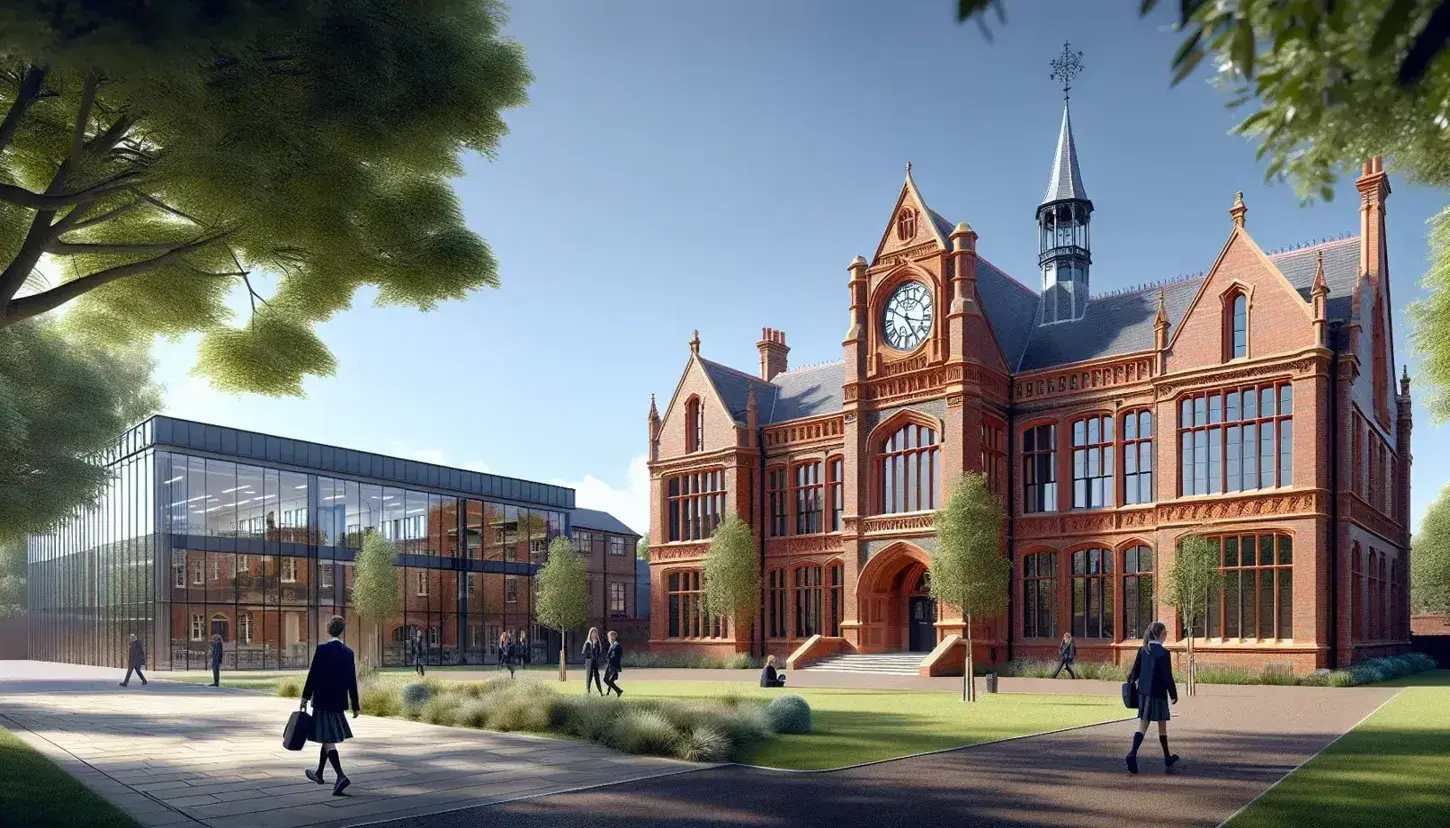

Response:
(957, 1), (1450, 417)
(1163, 532), (1224, 695)
(1412, 484), (1450, 619)
(352, 531), (400, 660)
(0, 317), (158, 544)
(637, 533), (650, 562)
(0, 1), (531, 395)
(931, 473), (1009, 701)
(536, 537), (590, 632)
(701, 514), (760, 629)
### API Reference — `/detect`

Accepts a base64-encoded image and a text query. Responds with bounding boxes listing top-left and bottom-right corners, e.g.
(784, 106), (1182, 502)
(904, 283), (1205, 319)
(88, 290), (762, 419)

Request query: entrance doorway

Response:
(908, 596), (936, 652)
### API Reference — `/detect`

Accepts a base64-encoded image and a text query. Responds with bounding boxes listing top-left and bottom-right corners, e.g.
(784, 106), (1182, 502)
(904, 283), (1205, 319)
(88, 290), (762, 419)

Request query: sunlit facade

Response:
(27, 416), (575, 670)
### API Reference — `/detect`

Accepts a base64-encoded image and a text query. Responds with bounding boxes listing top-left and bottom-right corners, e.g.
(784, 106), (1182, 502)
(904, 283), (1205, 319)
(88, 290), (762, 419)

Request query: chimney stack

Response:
(757, 328), (789, 381)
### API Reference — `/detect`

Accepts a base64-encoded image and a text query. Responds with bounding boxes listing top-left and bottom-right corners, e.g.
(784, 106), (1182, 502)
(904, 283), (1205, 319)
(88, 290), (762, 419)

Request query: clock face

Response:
(883, 281), (933, 351)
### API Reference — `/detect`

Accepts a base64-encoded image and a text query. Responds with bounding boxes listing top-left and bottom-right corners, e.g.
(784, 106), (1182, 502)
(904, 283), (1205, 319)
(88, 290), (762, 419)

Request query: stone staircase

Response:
(804, 652), (926, 676)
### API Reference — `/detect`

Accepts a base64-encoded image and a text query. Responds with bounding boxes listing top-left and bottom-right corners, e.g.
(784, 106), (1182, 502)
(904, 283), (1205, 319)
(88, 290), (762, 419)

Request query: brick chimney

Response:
(1356, 156), (1391, 291)
(757, 328), (789, 381)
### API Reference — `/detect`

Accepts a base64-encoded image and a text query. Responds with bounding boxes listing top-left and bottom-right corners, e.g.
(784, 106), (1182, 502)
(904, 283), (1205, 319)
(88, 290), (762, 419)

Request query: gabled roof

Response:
(698, 358), (845, 426)
(570, 507), (639, 538)
(1042, 103), (1089, 206)
(976, 258), (1041, 369)
(1013, 235), (1361, 372)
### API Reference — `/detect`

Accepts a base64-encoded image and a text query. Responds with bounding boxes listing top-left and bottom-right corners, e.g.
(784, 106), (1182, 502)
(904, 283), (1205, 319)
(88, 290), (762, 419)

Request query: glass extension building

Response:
(26, 416), (576, 670)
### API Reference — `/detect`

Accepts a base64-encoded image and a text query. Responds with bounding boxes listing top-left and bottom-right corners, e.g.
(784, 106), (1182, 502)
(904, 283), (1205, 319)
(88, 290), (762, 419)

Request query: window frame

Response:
(1199, 532), (1294, 641)
(1022, 550), (1058, 639)
(1122, 409), (1154, 505)
(792, 461), (824, 535)
(666, 569), (724, 640)
(981, 418), (1007, 496)
(684, 396), (703, 454)
(827, 457), (844, 532)
(793, 565), (824, 639)
(1023, 423), (1058, 514)
(1070, 414), (1115, 510)
(880, 420), (940, 515)
(766, 568), (788, 639)
(1122, 545), (1155, 640)
(666, 469), (727, 542)
(767, 466), (788, 537)
(608, 581), (627, 614)
(1070, 547), (1114, 640)
(1228, 291), (1248, 360)
(1178, 382), (1293, 497)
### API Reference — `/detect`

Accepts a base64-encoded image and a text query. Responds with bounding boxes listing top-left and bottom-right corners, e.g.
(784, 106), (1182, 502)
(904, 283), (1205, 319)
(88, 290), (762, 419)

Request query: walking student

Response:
(210, 633), (224, 687)
(759, 654), (786, 688)
(500, 632), (516, 678)
(1125, 620), (1179, 774)
(496, 631), (508, 671)
(120, 633), (148, 687)
(1052, 632), (1077, 679)
(602, 630), (624, 697)
(301, 615), (361, 796)
(582, 628), (605, 696)
(412, 630), (426, 677)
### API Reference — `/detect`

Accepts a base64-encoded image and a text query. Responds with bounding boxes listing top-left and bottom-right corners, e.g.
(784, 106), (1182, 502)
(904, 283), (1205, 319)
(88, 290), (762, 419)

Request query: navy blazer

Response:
(302, 639), (360, 713)
(127, 639), (145, 668)
(1128, 641), (1178, 703)
(582, 640), (603, 665)
(760, 664), (783, 687)
(1059, 641), (1077, 662)
(210, 640), (223, 667)
(605, 641), (622, 671)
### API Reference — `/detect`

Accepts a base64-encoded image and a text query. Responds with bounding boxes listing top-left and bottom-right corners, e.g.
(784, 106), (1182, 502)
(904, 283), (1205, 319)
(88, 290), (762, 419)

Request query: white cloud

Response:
(555, 454), (649, 537)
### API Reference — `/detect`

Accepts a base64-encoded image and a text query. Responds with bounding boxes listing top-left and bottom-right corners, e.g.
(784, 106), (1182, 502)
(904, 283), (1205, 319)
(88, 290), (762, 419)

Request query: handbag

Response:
(283, 709), (313, 751)
(1121, 680), (1139, 710)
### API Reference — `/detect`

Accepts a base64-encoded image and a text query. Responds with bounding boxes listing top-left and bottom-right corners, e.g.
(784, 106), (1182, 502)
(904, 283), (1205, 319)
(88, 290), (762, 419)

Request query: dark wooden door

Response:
(908, 596), (937, 652)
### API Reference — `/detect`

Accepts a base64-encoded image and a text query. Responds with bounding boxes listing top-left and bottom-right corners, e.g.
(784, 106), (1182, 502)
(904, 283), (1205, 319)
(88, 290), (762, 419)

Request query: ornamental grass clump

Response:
(763, 695), (812, 734)
(275, 676), (304, 698)
(607, 709), (679, 756)
(419, 695), (463, 726)
(675, 725), (731, 762)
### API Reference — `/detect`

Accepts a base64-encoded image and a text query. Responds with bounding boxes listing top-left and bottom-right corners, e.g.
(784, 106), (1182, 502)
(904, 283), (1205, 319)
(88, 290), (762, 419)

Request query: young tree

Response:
(0, 539), (24, 618)
(637, 533), (650, 562)
(0, 2), (531, 396)
(1162, 532), (1224, 696)
(1413, 484), (1450, 620)
(536, 537), (589, 681)
(352, 532), (401, 668)
(701, 515), (760, 652)
(931, 473), (1010, 702)
(1, 317), (158, 544)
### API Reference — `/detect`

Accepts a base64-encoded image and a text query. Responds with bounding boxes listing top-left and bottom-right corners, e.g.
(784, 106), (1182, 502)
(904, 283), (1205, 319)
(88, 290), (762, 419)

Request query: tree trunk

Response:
(558, 637), (567, 682)
(964, 611), (975, 703)
(1186, 624), (1195, 697)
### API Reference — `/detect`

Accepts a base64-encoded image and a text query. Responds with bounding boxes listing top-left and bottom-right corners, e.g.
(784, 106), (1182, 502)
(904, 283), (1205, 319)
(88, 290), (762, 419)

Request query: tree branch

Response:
(0, 181), (136, 209)
(3, 230), (234, 324)
(71, 72), (98, 163)
(48, 239), (201, 256)
(130, 189), (203, 225)
(54, 198), (142, 233)
(0, 65), (46, 156)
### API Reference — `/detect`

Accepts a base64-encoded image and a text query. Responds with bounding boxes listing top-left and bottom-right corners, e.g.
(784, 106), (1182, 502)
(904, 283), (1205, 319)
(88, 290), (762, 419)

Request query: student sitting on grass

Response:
(759, 654), (787, 688)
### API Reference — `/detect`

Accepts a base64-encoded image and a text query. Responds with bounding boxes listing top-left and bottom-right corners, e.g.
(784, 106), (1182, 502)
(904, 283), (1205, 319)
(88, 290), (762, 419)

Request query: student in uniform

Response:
(1125, 620), (1179, 774)
(301, 615), (361, 796)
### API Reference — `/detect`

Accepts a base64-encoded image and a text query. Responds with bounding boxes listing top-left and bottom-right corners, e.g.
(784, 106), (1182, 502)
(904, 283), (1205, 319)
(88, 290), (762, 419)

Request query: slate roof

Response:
(570, 507), (639, 537)
(698, 358), (845, 427)
(976, 258), (1041, 367)
(1042, 103), (1089, 206)
(1012, 236), (1362, 371)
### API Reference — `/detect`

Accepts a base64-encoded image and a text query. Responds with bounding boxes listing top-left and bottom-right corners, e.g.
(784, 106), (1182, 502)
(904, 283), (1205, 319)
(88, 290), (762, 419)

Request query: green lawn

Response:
(622, 681), (1126, 770)
(0, 726), (141, 828)
(1226, 670), (1450, 827)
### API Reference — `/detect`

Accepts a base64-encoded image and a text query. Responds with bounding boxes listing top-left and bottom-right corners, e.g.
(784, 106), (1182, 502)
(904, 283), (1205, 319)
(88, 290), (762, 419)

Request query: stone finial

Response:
(951, 221), (976, 237)
(1154, 289), (1169, 328)
(1401, 365), (1412, 396)
(905, 161), (912, 176)
(1230, 191), (1247, 228)
(849, 255), (868, 270)
(1311, 250), (1329, 298)
(689, 330), (700, 356)
(648, 394), (659, 421)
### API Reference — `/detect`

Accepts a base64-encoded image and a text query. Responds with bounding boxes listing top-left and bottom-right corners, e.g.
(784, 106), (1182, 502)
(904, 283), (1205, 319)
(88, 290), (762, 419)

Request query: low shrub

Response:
(360, 679), (403, 717)
(1328, 669), (1356, 687)
(419, 695), (462, 726)
(1406, 652), (1438, 672)
(997, 658), (1056, 679)
(456, 698), (493, 728)
(1193, 664), (1260, 686)
(763, 695), (812, 734)
(275, 676), (304, 698)
(557, 696), (622, 741)
(675, 724), (730, 762)
(620, 651), (760, 670)
(1073, 660), (1128, 681)
(401, 680), (441, 717)
(607, 709), (679, 756)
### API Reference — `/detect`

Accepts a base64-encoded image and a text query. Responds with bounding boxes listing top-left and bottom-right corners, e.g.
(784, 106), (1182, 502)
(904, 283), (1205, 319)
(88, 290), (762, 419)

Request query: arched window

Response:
(1122, 546), (1154, 639)
(794, 565), (824, 638)
(1229, 292), (1248, 359)
(685, 397), (702, 453)
(1022, 551), (1057, 638)
(827, 457), (844, 532)
(766, 569), (787, 639)
(897, 208), (917, 241)
(1123, 410), (1153, 505)
(881, 421), (939, 514)
(792, 461), (823, 535)
(210, 614), (229, 642)
(981, 418), (1007, 495)
(1201, 532), (1293, 640)
(1071, 415), (1114, 509)
(1071, 548), (1113, 639)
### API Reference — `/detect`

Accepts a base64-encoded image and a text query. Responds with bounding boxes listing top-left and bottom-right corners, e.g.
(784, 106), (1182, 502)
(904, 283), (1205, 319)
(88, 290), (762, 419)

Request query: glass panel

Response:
(205, 459), (237, 537)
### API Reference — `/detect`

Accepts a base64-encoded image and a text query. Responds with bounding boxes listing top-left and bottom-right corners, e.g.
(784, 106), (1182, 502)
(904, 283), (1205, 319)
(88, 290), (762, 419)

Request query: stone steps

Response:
(806, 652), (926, 676)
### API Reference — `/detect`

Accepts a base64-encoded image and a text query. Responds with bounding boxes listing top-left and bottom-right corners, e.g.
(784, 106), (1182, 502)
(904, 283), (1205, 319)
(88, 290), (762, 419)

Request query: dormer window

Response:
(896, 208), (917, 241)
(685, 397), (703, 453)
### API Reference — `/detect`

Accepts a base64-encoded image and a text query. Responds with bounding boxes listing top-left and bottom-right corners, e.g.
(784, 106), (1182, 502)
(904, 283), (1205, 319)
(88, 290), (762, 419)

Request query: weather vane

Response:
(1050, 40), (1085, 101)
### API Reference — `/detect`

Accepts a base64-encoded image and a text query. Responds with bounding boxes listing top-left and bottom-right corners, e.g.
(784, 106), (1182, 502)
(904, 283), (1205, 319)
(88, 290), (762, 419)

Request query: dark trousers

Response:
(585, 662), (604, 695)
(764, 677), (786, 687)
(211, 663), (220, 685)
(122, 666), (146, 685)
(415, 660), (425, 676)
(1052, 658), (1077, 679)
(603, 666), (621, 696)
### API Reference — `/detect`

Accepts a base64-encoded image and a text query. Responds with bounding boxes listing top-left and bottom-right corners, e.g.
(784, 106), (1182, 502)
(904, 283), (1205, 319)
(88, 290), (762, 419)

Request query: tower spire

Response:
(1037, 43), (1093, 326)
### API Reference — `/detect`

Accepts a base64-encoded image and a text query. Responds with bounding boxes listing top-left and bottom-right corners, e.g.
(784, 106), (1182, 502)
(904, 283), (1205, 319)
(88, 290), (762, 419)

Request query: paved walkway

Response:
(370, 683), (1400, 828)
(0, 661), (693, 828)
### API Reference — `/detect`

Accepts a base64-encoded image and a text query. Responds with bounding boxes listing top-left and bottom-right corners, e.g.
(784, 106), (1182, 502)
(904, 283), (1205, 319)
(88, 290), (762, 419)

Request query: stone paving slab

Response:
(0, 660), (698, 828)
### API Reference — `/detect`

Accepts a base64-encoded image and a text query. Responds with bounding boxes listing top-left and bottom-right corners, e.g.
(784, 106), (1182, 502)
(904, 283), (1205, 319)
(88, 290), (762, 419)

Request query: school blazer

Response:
(1128, 642), (1178, 703)
(582, 640), (603, 665)
(302, 639), (360, 713)
(605, 641), (622, 671)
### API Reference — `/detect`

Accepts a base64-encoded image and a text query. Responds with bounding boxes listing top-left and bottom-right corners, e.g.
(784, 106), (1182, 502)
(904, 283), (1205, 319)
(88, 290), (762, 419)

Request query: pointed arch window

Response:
(881, 421), (939, 514)
(685, 397), (703, 453)
(1231, 294), (1247, 358)
(897, 208), (917, 241)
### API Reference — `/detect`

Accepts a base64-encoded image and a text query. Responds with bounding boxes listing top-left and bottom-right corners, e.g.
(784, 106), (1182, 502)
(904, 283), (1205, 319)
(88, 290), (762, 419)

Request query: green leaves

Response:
(352, 532), (401, 628)
(536, 537), (590, 634)
(1163, 533), (1224, 635)
(0, 0), (531, 396)
(1411, 483), (1450, 618)
(930, 473), (1009, 621)
(702, 515), (760, 623)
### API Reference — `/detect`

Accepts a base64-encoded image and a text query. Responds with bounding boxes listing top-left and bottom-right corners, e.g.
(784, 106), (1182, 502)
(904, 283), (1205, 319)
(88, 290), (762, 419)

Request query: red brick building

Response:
(646, 103), (1413, 674)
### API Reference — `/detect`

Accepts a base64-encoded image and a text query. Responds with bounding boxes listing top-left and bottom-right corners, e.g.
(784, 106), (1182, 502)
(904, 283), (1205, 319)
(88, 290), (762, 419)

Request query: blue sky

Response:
(151, 1), (1447, 536)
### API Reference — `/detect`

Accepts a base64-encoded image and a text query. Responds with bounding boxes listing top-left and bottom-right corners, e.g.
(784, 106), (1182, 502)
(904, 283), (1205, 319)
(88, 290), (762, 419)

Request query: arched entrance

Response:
(856, 542), (935, 653)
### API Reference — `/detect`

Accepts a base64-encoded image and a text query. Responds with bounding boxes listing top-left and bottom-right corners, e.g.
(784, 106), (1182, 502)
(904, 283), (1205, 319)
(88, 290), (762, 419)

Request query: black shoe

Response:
(119, 682), (127, 687)
(332, 775), (350, 796)
(1126, 752), (1139, 774)
(306, 769), (325, 785)
(1165, 754), (1179, 771)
